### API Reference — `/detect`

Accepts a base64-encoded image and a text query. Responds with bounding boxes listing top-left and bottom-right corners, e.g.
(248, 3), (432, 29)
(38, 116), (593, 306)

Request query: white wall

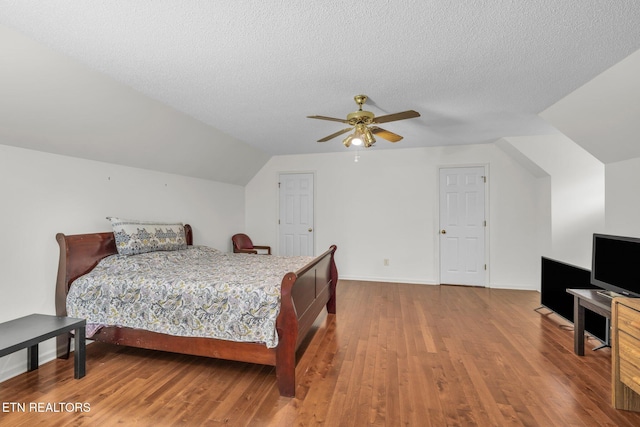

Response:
(0, 144), (245, 381)
(246, 143), (542, 290)
(605, 157), (640, 237)
(503, 134), (605, 269)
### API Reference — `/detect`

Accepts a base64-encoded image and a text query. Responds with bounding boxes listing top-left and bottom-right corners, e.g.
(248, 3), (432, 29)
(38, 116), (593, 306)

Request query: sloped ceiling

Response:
(540, 49), (640, 164)
(1, 1), (640, 184)
(0, 24), (269, 186)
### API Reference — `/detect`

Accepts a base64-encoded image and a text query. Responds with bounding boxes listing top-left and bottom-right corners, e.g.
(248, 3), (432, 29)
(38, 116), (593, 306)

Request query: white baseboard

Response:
(488, 282), (538, 291)
(0, 347), (57, 383)
(339, 276), (537, 291)
(0, 338), (83, 384)
(339, 275), (439, 285)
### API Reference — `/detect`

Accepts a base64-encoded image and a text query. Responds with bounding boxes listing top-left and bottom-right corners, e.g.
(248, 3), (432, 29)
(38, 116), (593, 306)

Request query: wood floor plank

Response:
(2, 281), (640, 426)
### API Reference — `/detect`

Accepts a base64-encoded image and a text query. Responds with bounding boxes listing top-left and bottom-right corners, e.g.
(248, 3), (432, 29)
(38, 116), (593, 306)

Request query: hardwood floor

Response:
(2, 280), (640, 426)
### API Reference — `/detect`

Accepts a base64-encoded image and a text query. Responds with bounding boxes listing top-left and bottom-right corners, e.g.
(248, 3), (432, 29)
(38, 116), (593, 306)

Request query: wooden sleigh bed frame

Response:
(55, 224), (338, 397)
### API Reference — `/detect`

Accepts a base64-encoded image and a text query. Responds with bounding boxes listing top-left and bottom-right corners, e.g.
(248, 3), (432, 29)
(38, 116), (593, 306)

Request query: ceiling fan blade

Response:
(370, 126), (403, 143)
(317, 127), (353, 142)
(373, 110), (420, 124)
(307, 115), (349, 124)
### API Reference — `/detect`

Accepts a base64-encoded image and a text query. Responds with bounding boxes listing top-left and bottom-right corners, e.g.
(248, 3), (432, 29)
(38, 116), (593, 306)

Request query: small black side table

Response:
(566, 289), (612, 356)
(0, 314), (86, 379)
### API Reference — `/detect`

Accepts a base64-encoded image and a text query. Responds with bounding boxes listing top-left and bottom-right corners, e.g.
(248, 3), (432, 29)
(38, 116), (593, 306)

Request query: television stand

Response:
(591, 318), (611, 351)
(566, 289), (612, 356)
(597, 290), (623, 299)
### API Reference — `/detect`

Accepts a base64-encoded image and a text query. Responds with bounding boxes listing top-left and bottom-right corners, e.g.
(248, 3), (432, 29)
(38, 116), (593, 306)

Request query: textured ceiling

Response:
(1, 1), (640, 160)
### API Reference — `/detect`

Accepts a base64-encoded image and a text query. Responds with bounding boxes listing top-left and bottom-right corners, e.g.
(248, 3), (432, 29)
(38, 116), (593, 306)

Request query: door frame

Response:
(277, 171), (317, 256)
(436, 164), (490, 287)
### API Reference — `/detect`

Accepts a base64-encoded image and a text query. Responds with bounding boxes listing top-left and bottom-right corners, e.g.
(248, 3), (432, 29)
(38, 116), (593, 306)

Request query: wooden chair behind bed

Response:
(231, 233), (271, 254)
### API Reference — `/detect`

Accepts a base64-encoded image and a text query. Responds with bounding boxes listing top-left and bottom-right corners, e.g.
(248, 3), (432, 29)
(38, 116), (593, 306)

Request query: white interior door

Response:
(439, 166), (486, 286)
(279, 173), (314, 256)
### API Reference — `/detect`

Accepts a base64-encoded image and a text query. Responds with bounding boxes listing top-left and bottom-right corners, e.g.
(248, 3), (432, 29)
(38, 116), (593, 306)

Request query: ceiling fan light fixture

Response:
(343, 134), (354, 148)
(363, 127), (376, 147)
(353, 124), (368, 147)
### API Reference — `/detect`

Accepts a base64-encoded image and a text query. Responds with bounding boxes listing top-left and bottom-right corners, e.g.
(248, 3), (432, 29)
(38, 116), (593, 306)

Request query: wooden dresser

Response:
(612, 297), (640, 411)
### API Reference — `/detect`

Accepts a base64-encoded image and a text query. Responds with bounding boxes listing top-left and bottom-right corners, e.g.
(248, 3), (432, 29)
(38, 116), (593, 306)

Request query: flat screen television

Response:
(541, 257), (607, 342)
(592, 233), (640, 298)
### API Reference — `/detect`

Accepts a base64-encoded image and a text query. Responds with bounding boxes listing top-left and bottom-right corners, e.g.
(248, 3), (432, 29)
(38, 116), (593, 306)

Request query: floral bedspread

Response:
(66, 246), (314, 348)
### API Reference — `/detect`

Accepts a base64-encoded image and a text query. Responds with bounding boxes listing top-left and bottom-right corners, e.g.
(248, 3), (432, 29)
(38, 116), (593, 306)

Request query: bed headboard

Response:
(55, 224), (193, 316)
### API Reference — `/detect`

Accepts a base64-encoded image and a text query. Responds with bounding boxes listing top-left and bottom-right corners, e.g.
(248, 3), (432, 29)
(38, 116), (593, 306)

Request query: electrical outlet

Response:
(384, 259), (390, 266)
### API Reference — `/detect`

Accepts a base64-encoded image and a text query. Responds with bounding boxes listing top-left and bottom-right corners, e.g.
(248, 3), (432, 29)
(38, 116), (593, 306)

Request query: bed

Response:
(55, 224), (338, 397)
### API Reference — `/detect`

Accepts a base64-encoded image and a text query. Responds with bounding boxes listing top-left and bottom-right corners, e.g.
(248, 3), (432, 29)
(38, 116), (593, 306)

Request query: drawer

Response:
(619, 331), (640, 395)
(620, 358), (640, 396)
(618, 304), (640, 338)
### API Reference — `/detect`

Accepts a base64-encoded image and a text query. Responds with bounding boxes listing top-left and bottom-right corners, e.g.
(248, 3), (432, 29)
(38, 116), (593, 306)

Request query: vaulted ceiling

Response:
(1, 1), (640, 185)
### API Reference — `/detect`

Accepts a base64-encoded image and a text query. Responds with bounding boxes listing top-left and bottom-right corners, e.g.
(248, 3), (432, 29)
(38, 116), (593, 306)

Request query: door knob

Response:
(308, 228), (313, 232)
(441, 229), (446, 234)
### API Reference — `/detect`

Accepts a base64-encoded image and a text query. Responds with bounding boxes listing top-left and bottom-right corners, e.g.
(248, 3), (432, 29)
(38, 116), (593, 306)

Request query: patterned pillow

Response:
(108, 217), (187, 255)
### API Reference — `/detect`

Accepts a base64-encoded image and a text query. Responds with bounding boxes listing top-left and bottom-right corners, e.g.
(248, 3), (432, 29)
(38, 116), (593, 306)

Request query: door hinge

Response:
(481, 175), (486, 183)
(484, 264), (487, 270)
(278, 182), (281, 188)
(484, 220), (487, 227)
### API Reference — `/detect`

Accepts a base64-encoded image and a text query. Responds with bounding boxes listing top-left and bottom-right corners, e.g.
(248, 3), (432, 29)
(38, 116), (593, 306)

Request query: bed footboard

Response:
(275, 244), (338, 396)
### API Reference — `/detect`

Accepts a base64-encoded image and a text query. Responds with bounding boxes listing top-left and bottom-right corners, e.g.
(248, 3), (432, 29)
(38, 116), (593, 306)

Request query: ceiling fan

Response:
(307, 95), (420, 148)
